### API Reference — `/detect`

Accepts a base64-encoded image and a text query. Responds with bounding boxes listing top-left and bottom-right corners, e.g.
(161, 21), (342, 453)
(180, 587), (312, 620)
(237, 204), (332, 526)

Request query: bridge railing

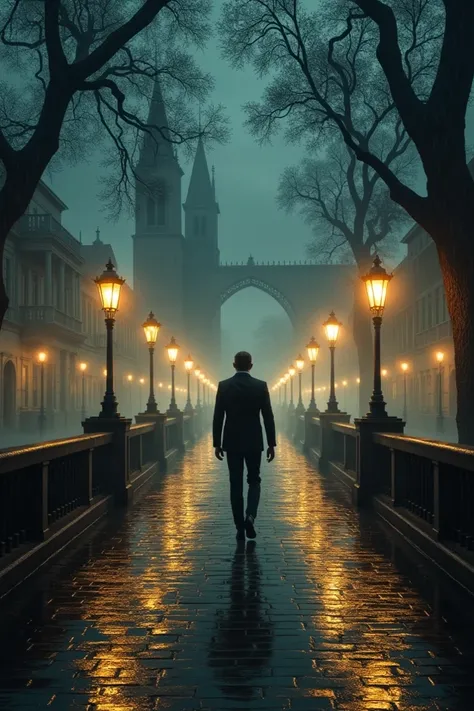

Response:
(0, 408), (202, 597)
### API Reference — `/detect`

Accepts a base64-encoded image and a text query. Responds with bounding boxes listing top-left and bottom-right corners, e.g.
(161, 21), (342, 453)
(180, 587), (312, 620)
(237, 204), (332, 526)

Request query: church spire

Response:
(184, 136), (218, 210)
(140, 76), (174, 164)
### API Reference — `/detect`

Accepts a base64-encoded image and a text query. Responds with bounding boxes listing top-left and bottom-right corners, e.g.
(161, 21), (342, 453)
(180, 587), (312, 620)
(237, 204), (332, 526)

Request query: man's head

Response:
(233, 351), (253, 372)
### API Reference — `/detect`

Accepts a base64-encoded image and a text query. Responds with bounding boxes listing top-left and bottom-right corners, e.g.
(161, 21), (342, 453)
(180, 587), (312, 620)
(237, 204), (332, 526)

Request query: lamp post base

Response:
(184, 401), (194, 414)
(295, 402), (305, 416)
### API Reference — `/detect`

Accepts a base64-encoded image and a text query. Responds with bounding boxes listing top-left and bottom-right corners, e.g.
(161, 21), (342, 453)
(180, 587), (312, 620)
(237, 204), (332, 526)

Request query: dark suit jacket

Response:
(212, 372), (277, 452)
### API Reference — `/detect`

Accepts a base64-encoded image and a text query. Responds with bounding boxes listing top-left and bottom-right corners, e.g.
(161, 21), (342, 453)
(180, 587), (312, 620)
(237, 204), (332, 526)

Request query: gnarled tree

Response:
(278, 142), (411, 414)
(0, 0), (226, 328)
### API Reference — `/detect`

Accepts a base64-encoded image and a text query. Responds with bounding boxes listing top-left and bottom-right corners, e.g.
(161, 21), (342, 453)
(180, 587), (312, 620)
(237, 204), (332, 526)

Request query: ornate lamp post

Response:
(142, 311), (161, 414)
(126, 374), (134, 414)
(306, 337), (319, 412)
(166, 336), (180, 413)
(323, 311), (342, 413)
(184, 355), (194, 413)
(342, 379), (347, 411)
(194, 366), (202, 409)
(94, 260), (125, 418)
(288, 365), (296, 412)
(199, 372), (206, 407)
(38, 351), (47, 437)
(436, 351), (444, 434)
(361, 255), (392, 418)
(401, 362), (408, 422)
(79, 362), (87, 421)
(295, 355), (305, 415)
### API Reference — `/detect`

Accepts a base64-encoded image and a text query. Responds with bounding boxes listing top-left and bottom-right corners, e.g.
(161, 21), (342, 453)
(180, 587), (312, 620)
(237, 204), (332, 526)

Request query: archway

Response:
(3, 360), (16, 429)
(220, 285), (294, 380)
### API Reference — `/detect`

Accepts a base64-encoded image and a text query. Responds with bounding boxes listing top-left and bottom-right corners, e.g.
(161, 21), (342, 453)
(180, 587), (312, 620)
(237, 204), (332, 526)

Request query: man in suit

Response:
(213, 351), (276, 542)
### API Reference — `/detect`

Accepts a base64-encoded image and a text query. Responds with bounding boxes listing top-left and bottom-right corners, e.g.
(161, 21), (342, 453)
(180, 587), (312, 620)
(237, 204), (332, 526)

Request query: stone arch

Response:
(3, 360), (16, 428)
(220, 276), (297, 325)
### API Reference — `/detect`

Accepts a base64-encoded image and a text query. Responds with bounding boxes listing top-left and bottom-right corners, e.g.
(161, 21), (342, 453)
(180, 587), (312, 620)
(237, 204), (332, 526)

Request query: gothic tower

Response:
(183, 137), (221, 363)
(133, 79), (185, 338)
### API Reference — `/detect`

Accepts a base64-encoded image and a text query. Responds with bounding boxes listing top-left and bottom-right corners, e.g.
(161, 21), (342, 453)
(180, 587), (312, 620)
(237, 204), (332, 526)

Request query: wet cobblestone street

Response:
(0, 436), (474, 711)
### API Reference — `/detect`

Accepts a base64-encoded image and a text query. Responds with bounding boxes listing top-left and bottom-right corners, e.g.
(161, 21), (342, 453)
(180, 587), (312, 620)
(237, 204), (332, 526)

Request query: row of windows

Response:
(415, 286), (448, 333)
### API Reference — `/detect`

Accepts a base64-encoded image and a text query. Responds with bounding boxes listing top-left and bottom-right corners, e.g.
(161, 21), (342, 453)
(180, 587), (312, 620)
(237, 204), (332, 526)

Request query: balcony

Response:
(20, 305), (84, 343)
(16, 214), (82, 259)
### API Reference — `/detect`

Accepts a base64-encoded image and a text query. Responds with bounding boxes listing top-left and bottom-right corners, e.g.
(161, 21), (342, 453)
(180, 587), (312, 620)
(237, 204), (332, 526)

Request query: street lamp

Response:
(142, 311), (161, 414)
(401, 362), (408, 422)
(79, 362), (87, 421)
(194, 366), (202, 409)
(436, 351), (444, 435)
(94, 260), (125, 418)
(37, 351), (47, 437)
(288, 365), (296, 411)
(361, 254), (392, 418)
(295, 355), (305, 415)
(139, 377), (145, 411)
(166, 337), (180, 412)
(184, 354), (194, 413)
(306, 337), (320, 412)
(127, 374), (133, 414)
(323, 311), (342, 413)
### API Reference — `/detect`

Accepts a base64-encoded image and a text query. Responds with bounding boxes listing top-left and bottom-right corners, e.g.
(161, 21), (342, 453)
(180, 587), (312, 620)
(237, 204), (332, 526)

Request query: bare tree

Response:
(0, 0), (227, 329)
(278, 142), (410, 413)
(220, 0), (427, 417)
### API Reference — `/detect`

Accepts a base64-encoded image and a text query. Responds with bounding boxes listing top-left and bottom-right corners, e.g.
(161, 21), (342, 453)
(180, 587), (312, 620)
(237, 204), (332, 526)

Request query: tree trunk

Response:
(437, 233), (474, 444)
(352, 277), (373, 417)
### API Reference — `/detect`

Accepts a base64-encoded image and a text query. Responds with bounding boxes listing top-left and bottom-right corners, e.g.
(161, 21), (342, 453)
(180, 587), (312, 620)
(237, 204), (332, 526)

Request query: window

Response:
(32, 272), (39, 305)
(22, 364), (28, 407)
(147, 196), (155, 225)
(156, 189), (165, 225)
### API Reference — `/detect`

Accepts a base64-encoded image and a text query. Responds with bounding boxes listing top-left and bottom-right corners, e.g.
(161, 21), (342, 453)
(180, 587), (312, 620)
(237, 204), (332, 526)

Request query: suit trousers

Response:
(226, 451), (262, 529)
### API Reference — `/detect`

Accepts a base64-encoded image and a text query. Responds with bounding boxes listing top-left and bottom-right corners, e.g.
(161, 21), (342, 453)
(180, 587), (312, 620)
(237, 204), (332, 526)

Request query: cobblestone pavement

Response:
(1, 437), (474, 711)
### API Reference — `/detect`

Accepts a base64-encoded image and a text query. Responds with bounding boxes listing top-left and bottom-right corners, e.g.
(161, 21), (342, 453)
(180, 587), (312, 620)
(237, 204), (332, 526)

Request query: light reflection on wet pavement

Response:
(0, 436), (473, 710)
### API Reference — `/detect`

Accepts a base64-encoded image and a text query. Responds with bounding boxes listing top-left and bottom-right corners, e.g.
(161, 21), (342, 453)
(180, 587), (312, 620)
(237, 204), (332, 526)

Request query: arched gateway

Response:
(133, 80), (354, 367)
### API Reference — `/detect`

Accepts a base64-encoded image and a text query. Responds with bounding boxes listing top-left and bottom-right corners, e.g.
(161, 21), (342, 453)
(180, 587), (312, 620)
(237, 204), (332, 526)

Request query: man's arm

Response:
(212, 382), (225, 450)
(262, 382), (276, 449)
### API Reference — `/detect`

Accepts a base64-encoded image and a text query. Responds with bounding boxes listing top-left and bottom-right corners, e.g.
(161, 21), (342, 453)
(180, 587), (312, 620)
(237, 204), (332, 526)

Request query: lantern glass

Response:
(194, 367), (201, 377)
(296, 355), (304, 371)
(79, 362), (87, 372)
(38, 351), (47, 363)
(323, 312), (342, 346)
(94, 260), (125, 316)
(142, 311), (161, 345)
(185, 354), (194, 371)
(289, 365), (296, 377)
(306, 337), (319, 363)
(362, 255), (392, 316)
(436, 351), (444, 363)
(401, 362), (408, 372)
(166, 336), (179, 363)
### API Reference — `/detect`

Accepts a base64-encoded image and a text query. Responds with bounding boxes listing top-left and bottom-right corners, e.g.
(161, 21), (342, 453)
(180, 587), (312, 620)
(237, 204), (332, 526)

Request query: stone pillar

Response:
(354, 415), (405, 506)
(83, 416), (132, 504)
(318, 411), (351, 471)
(59, 261), (65, 312)
(44, 252), (52, 306)
(135, 412), (168, 470)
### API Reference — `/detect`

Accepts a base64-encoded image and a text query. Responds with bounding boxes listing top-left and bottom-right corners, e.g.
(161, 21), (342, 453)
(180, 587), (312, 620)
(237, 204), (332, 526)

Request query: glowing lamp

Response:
(289, 365), (296, 377)
(323, 311), (342, 346)
(127, 374), (133, 382)
(362, 254), (392, 316)
(142, 311), (161, 346)
(79, 362), (87, 372)
(296, 355), (304, 371)
(38, 351), (47, 363)
(306, 337), (319, 363)
(436, 351), (444, 364)
(166, 336), (179, 364)
(94, 260), (125, 318)
(185, 355), (194, 371)
(401, 362), (408, 373)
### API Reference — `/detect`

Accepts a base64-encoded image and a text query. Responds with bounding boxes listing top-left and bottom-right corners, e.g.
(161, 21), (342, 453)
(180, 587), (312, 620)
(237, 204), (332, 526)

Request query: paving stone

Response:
(0, 437), (473, 711)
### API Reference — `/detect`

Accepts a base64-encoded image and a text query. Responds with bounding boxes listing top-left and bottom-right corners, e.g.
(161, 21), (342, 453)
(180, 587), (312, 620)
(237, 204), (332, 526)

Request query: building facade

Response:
(0, 187), (140, 442)
(382, 224), (456, 437)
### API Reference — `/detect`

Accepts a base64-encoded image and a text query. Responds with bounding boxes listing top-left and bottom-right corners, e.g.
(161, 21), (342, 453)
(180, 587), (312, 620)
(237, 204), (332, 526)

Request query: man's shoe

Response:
(244, 515), (256, 539)
(236, 528), (245, 542)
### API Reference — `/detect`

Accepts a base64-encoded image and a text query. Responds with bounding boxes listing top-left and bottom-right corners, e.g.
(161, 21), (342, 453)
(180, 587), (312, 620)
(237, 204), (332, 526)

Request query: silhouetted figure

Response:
(208, 542), (273, 697)
(213, 351), (276, 541)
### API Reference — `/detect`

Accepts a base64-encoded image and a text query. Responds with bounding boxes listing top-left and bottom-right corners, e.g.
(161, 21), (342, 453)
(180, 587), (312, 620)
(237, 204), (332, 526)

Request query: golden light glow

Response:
(289, 365), (296, 377)
(94, 260), (125, 317)
(296, 355), (305, 371)
(37, 351), (47, 363)
(401, 362), (409, 372)
(79, 362), (87, 372)
(323, 311), (342, 346)
(381, 369), (388, 377)
(436, 351), (445, 363)
(142, 311), (161, 346)
(103, 369), (107, 377)
(139, 377), (145, 384)
(342, 380), (347, 386)
(166, 336), (179, 364)
(194, 366), (201, 377)
(356, 377), (360, 384)
(306, 336), (320, 363)
(184, 355), (194, 371)
(362, 255), (392, 316)
(127, 374), (133, 382)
